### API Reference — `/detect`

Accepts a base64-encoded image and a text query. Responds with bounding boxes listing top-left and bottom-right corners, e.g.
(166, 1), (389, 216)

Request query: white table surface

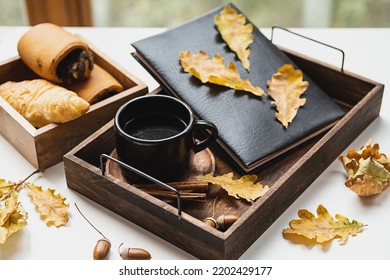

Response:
(0, 26), (389, 260)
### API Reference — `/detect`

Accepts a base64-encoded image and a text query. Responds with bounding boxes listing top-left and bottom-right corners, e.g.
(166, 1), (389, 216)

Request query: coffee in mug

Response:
(123, 113), (187, 140)
(114, 94), (218, 182)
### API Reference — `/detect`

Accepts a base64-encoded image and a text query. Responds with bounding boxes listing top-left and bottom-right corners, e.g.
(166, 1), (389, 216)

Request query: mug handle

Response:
(192, 120), (218, 153)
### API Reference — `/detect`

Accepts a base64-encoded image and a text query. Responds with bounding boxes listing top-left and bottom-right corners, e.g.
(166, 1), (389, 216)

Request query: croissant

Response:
(0, 79), (90, 128)
(17, 23), (94, 84)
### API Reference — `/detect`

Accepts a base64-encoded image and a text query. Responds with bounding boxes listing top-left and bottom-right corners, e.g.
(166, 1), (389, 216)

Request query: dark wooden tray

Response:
(63, 48), (384, 259)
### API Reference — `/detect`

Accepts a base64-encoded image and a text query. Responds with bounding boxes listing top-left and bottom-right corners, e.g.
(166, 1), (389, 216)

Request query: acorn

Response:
(203, 217), (219, 229)
(216, 214), (240, 230)
(203, 214), (240, 231)
(93, 238), (111, 260)
(119, 243), (151, 260)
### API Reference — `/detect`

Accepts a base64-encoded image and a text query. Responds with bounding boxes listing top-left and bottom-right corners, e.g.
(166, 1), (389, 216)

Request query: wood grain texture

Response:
(64, 49), (384, 259)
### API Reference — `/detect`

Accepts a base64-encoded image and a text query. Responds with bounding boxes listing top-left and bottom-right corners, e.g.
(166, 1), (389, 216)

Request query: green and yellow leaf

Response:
(214, 5), (253, 71)
(196, 172), (269, 202)
(339, 140), (390, 196)
(180, 50), (265, 96)
(283, 204), (365, 244)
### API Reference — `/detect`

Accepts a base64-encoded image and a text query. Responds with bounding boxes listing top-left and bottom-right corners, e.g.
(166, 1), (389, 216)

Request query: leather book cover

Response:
(131, 3), (345, 173)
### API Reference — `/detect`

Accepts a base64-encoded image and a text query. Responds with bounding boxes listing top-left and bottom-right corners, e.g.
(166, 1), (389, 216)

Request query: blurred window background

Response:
(1, 0), (390, 27)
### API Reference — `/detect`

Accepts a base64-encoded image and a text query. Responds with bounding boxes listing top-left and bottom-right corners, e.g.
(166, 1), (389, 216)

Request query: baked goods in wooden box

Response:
(0, 24), (148, 170)
(0, 79), (90, 127)
(17, 23), (94, 84)
(63, 47), (384, 259)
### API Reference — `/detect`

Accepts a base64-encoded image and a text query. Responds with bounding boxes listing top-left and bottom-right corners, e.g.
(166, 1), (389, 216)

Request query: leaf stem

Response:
(74, 203), (108, 240)
(16, 170), (40, 191)
(0, 170), (39, 201)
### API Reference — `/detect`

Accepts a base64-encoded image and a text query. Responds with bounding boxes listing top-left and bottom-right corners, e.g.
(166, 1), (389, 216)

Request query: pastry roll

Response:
(66, 64), (123, 104)
(17, 23), (94, 84)
(0, 79), (90, 128)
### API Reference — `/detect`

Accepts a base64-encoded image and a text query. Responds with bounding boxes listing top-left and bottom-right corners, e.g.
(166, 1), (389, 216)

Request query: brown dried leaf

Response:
(196, 172), (269, 202)
(180, 50), (265, 96)
(214, 5), (253, 71)
(339, 140), (390, 196)
(283, 204), (365, 244)
(25, 182), (69, 227)
(267, 64), (309, 128)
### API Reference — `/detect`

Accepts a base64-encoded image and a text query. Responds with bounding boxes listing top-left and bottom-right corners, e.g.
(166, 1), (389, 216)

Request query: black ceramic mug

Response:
(114, 94), (218, 182)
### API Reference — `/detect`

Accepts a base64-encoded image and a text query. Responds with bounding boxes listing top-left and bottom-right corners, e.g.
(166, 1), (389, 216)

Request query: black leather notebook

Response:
(132, 4), (345, 174)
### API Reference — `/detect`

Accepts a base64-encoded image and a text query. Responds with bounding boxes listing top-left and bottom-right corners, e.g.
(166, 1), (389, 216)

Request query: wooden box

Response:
(0, 44), (148, 170)
(63, 49), (384, 259)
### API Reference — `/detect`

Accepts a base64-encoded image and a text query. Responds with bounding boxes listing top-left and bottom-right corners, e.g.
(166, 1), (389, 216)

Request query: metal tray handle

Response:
(100, 154), (182, 218)
(270, 26), (345, 72)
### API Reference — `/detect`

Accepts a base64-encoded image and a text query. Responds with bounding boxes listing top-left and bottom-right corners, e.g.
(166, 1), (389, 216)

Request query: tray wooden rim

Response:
(63, 48), (385, 259)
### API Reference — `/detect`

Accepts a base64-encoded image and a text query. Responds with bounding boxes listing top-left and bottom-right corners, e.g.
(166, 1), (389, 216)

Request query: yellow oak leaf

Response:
(283, 204), (365, 244)
(0, 179), (17, 201)
(25, 182), (69, 227)
(180, 50), (265, 96)
(214, 5), (253, 71)
(339, 140), (390, 196)
(0, 204), (28, 244)
(0, 191), (19, 225)
(196, 172), (269, 202)
(0, 178), (15, 190)
(267, 64), (309, 128)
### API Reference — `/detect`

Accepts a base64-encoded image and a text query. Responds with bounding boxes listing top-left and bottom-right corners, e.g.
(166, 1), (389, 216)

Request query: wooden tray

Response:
(0, 39), (148, 170)
(63, 48), (384, 259)
(105, 148), (215, 202)
(106, 148), (216, 183)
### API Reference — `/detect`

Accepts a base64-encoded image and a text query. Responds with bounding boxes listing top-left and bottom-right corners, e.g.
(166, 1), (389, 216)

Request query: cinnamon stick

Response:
(134, 181), (209, 192)
(142, 190), (207, 200)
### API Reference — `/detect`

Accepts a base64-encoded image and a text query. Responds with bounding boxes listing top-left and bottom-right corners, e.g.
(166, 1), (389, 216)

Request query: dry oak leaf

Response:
(283, 204), (365, 244)
(0, 204), (28, 244)
(196, 172), (269, 202)
(339, 141), (390, 196)
(267, 64), (309, 128)
(0, 190), (19, 226)
(0, 179), (17, 201)
(0, 179), (27, 244)
(214, 5), (253, 71)
(25, 182), (69, 227)
(179, 50), (265, 96)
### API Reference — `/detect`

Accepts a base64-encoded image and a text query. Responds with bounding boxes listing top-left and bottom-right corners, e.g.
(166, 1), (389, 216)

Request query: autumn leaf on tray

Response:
(267, 64), (309, 128)
(214, 5), (253, 71)
(25, 182), (69, 227)
(179, 50), (265, 96)
(196, 172), (269, 202)
(339, 140), (390, 196)
(283, 204), (365, 244)
(0, 187), (27, 244)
